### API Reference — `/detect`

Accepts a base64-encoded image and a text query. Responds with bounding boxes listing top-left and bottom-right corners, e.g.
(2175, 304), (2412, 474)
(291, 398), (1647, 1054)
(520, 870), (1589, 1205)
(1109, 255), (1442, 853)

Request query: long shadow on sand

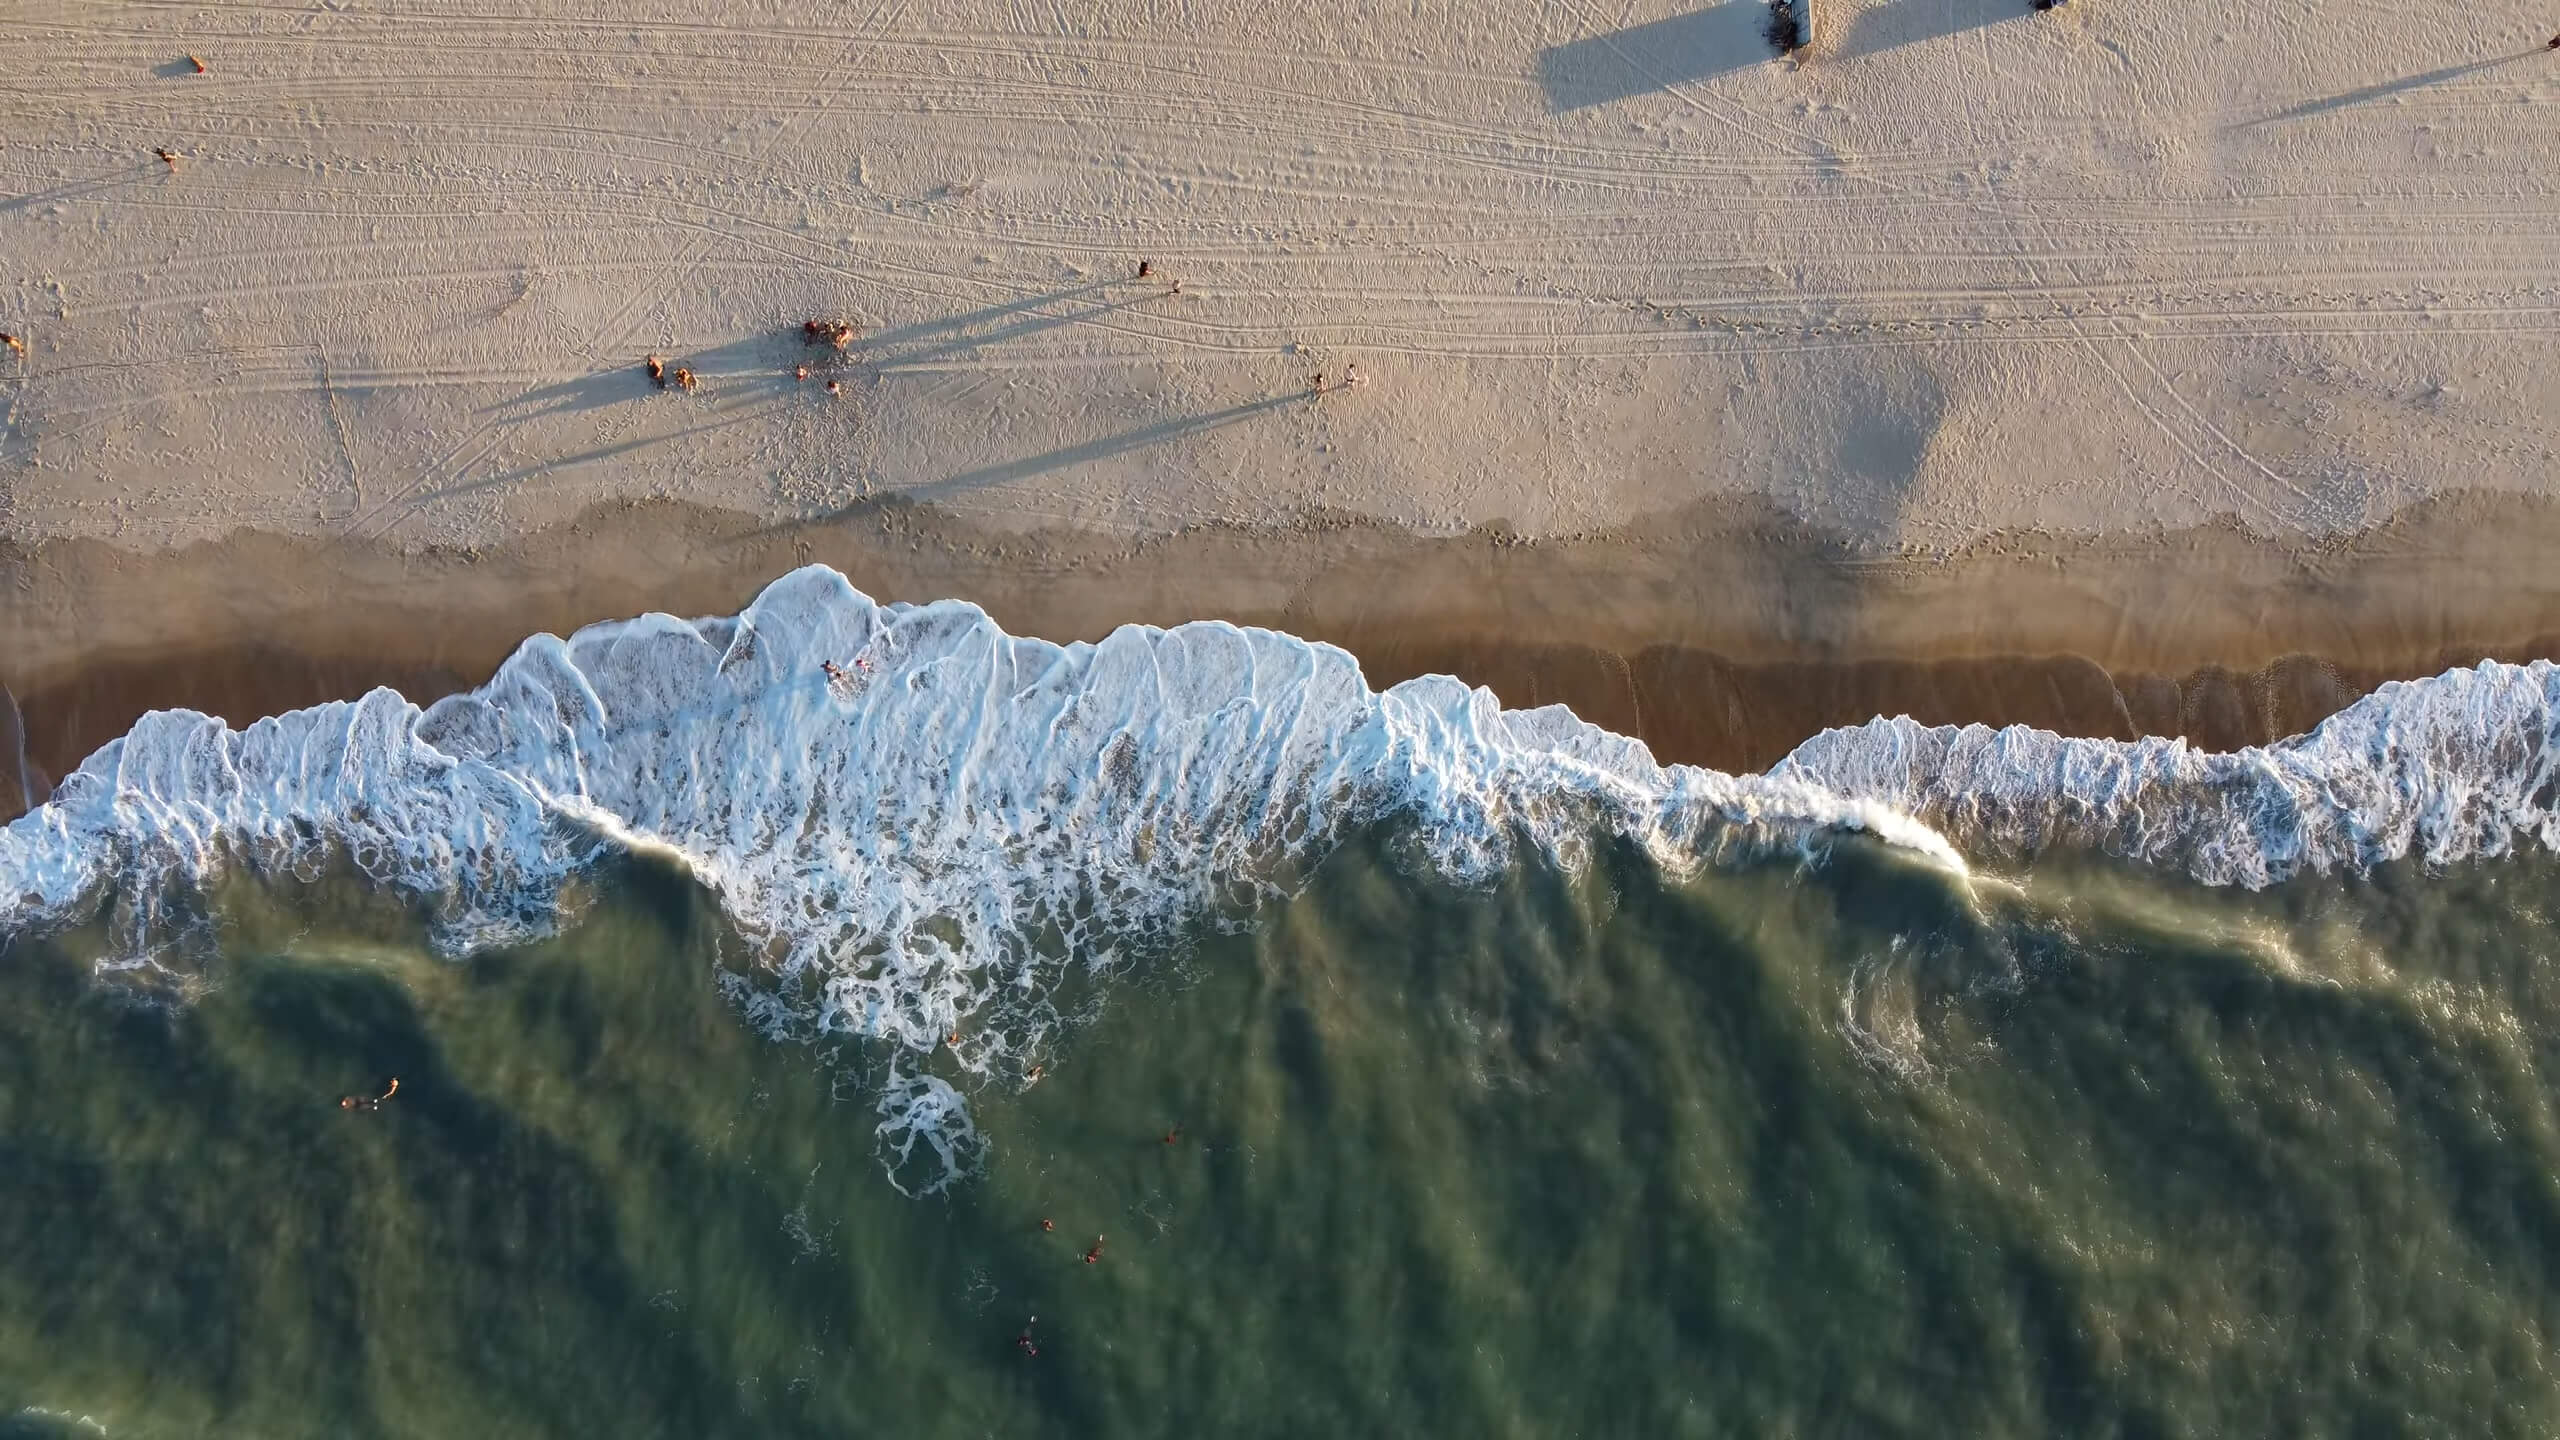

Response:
(0, 165), (154, 216)
(1832, 0), (2024, 60)
(859, 278), (1117, 352)
(1537, 4), (1778, 111)
(419, 398), (798, 508)
(487, 333), (803, 421)
(2228, 51), (2544, 129)
(872, 289), (1164, 371)
(910, 393), (1307, 501)
(480, 280), (1143, 423)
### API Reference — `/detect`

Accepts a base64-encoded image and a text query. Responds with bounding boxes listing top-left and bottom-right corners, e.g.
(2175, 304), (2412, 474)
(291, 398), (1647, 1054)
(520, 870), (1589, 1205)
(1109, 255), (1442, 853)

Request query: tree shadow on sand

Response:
(1832, 0), (2025, 61)
(1536, 4), (1781, 111)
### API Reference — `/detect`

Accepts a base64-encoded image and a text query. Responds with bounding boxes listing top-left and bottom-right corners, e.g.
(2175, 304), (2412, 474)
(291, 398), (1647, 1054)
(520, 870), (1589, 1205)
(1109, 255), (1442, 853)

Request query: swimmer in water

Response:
(1084, 1235), (1105, 1265)
(339, 1077), (399, 1112)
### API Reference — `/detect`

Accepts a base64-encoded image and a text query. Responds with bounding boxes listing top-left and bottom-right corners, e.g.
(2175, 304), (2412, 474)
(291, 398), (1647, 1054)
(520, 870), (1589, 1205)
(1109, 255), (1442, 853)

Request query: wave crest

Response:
(9, 566), (2558, 1186)
(1781, 659), (2560, 887)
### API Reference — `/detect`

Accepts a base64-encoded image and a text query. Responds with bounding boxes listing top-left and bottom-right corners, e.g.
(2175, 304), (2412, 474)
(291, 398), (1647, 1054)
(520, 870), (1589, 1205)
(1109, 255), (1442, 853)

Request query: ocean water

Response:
(6, 568), (2560, 1436)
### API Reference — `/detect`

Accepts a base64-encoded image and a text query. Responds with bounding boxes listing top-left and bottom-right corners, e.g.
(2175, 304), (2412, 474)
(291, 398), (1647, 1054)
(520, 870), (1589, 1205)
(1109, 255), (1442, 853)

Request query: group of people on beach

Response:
(628, 261), (1373, 411)
(646, 316), (866, 398)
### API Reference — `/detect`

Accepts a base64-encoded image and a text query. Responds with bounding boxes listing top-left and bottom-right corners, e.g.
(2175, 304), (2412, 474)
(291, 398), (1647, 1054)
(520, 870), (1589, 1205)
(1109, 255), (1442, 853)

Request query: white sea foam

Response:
(1776, 659), (2560, 888)
(5, 566), (2557, 1187)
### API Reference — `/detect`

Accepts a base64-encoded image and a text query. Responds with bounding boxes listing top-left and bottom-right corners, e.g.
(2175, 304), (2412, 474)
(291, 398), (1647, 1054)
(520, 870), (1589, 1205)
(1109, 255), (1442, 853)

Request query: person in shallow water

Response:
(339, 1078), (398, 1112)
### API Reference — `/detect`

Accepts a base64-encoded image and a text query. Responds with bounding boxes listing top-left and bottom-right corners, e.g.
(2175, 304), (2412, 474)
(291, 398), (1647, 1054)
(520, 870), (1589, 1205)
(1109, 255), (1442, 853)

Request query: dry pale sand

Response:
(4, 1), (2560, 805)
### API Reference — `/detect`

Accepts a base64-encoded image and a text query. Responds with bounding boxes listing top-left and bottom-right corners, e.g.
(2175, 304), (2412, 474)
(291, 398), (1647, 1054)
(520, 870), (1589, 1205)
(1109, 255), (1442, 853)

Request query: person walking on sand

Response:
(340, 1077), (399, 1112)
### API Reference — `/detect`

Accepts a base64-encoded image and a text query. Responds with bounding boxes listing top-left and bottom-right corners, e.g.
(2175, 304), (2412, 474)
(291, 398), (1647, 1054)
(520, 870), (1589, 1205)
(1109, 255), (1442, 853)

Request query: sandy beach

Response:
(19, 13), (2560, 1427)
(6, 0), (2560, 806)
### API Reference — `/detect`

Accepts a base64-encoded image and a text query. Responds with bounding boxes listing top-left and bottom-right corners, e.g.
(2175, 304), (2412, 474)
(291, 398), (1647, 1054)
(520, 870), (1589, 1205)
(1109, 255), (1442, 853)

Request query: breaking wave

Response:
(1781, 658), (2560, 887)
(5, 566), (2558, 1186)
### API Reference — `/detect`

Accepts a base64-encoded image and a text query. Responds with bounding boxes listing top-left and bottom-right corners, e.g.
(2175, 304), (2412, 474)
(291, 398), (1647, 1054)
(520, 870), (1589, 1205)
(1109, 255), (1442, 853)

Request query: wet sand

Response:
(12, 489), (2560, 820)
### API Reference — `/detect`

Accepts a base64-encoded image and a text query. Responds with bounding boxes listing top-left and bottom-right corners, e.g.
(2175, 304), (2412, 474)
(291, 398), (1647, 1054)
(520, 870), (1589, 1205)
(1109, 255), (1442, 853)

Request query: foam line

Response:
(13, 566), (2556, 1186)
(1777, 659), (2560, 887)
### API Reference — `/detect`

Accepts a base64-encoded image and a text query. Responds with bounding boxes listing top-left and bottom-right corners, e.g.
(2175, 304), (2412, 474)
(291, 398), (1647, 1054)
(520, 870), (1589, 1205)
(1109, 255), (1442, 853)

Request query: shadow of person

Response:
(485, 332), (795, 422)
(2228, 50), (2544, 129)
(911, 392), (1304, 500)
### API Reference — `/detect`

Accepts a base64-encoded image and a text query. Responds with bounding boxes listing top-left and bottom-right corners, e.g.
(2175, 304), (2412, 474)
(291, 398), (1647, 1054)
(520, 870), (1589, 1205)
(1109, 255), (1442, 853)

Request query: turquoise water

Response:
(7, 827), (2557, 1437)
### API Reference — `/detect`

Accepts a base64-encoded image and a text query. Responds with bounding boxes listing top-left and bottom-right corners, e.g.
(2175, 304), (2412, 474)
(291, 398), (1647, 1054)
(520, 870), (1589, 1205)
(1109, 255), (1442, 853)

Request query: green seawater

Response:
(5, 829), (2558, 1438)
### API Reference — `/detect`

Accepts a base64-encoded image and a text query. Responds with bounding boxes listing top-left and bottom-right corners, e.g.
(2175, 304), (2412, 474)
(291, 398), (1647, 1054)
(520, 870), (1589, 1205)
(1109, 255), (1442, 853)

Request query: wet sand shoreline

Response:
(11, 490), (2560, 820)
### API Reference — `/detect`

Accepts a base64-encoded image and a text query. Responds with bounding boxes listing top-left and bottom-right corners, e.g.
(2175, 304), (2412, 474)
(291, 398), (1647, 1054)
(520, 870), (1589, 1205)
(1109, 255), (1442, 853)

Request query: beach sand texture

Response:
(4, 0), (2559, 789)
